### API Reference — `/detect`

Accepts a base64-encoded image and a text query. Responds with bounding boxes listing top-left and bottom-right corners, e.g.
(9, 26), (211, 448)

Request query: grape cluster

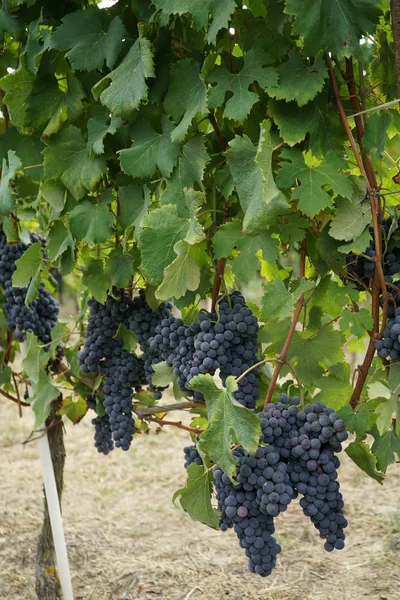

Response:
(183, 444), (202, 468)
(212, 393), (348, 576)
(78, 294), (130, 373)
(375, 307), (400, 360)
(127, 291), (172, 399)
(345, 219), (400, 290)
(101, 340), (145, 451)
(86, 396), (114, 455)
(0, 231), (59, 344)
(214, 452), (281, 577)
(147, 291), (259, 408)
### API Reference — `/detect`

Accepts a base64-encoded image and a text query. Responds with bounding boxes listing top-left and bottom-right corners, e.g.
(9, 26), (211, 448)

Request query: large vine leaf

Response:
(69, 196), (113, 244)
(269, 51), (328, 107)
(190, 374), (261, 480)
(161, 135), (209, 214)
(345, 441), (384, 484)
(119, 117), (180, 179)
(213, 218), (278, 283)
(285, 0), (382, 59)
(286, 327), (346, 386)
(207, 49), (278, 122)
(276, 149), (353, 218)
(118, 184), (151, 231)
(173, 462), (219, 529)
(93, 32), (155, 117)
(164, 58), (207, 143)
(371, 426), (400, 472)
(138, 202), (203, 285)
(226, 120), (288, 235)
(156, 240), (201, 300)
(42, 126), (106, 200)
(153, 0), (236, 44)
(50, 7), (125, 71)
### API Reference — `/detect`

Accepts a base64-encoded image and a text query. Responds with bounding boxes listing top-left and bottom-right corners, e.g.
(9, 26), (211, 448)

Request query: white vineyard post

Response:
(21, 341), (74, 600)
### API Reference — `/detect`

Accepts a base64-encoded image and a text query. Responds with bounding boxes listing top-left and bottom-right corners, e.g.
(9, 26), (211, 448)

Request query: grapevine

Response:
(0, 0), (399, 595)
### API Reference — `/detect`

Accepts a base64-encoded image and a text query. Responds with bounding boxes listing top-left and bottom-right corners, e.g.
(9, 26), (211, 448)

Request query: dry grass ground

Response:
(0, 399), (399, 600)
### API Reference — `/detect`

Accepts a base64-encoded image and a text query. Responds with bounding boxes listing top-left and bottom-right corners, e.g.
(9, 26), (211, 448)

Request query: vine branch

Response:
(263, 239), (307, 408)
(133, 401), (203, 417)
(327, 54), (386, 408)
(145, 416), (204, 434)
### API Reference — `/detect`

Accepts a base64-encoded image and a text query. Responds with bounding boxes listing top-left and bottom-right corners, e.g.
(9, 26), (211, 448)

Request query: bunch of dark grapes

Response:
(375, 307), (400, 360)
(85, 396), (114, 455)
(210, 393), (348, 577)
(148, 291), (259, 408)
(126, 291), (172, 399)
(345, 219), (400, 290)
(78, 293), (130, 373)
(101, 340), (145, 451)
(213, 451), (281, 577)
(183, 444), (203, 468)
(0, 231), (59, 344)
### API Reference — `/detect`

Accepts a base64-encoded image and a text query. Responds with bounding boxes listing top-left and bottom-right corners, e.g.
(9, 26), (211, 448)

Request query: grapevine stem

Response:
(133, 401), (203, 416)
(0, 387), (29, 407)
(263, 239), (307, 408)
(327, 54), (386, 407)
(145, 416), (204, 434)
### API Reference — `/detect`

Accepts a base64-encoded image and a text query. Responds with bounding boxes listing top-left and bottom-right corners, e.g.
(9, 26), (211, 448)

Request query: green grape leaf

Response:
(119, 117), (180, 178)
(22, 332), (46, 385)
(118, 184), (151, 231)
(104, 248), (136, 288)
(173, 463), (219, 529)
(261, 279), (293, 322)
(371, 426), (400, 472)
(156, 240), (201, 300)
(154, 0), (236, 44)
(329, 199), (370, 242)
(161, 135), (209, 215)
(340, 308), (373, 337)
(81, 260), (108, 304)
(58, 396), (87, 424)
(0, 3), (23, 43)
(50, 7), (125, 70)
(345, 441), (384, 484)
(87, 112), (122, 155)
(313, 376), (354, 411)
(269, 51), (328, 107)
(164, 58), (207, 143)
(47, 220), (73, 260)
(207, 49), (278, 122)
(152, 361), (174, 387)
(276, 149), (353, 218)
(0, 68), (84, 136)
(213, 218), (278, 283)
(285, 0), (382, 59)
(40, 182), (67, 214)
(226, 120), (288, 235)
(69, 197), (113, 244)
(30, 371), (60, 428)
(268, 93), (346, 154)
(337, 404), (370, 437)
(0, 129), (44, 180)
(12, 242), (43, 305)
(363, 111), (393, 158)
(43, 126), (106, 200)
(338, 228), (371, 255)
(287, 327), (345, 386)
(0, 150), (22, 215)
(138, 203), (202, 285)
(190, 374), (261, 480)
(93, 32), (155, 117)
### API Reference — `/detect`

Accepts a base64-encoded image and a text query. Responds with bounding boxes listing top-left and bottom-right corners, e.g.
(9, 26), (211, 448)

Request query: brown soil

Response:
(0, 399), (399, 600)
